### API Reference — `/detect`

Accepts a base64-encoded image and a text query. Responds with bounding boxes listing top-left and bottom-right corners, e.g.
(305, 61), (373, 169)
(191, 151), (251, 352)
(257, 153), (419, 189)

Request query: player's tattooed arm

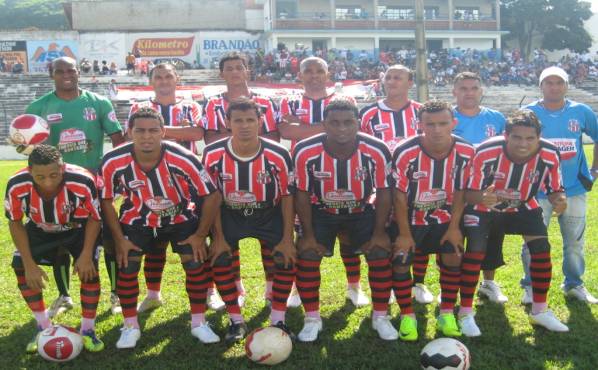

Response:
(364, 188), (391, 253)
(272, 195), (296, 268)
(393, 190), (415, 263)
(9, 220), (48, 290)
(74, 217), (100, 282)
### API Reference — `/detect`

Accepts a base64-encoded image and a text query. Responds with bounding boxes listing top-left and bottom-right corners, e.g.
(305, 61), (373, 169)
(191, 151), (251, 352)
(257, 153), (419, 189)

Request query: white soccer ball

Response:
(420, 338), (470, 370)
(245, 326), (293, 366)
(9, 114), (50, 146)
(37, 325), (83, 362)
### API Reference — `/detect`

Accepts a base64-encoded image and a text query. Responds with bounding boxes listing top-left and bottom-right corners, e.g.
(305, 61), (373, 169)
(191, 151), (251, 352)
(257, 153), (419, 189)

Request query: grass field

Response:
(0, 147), (596, 370)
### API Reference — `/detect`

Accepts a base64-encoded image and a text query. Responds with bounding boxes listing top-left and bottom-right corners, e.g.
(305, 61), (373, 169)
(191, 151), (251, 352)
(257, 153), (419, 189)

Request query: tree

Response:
(0, 0), (68, 30)
(501, 0), (593, 61)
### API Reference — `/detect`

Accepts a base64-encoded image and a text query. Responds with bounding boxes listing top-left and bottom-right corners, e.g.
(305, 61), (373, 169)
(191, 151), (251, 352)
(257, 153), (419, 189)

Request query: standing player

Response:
(100, 108), (238, 348)
(202, 51), (280, 306)
(127, 62), (218, 313)
(359, 65), (430, 305)
(279, 56), (367, 308)
(294, 99), (396, 341)
(392, 101), (474, 340)
(25, 56), (125, 317)
(204, 98), (295, 335)
(6, 145), (104, 353)
(459, 110), (569, 336)
(452, 72), (508, 303)
(521, 66), (598, 304)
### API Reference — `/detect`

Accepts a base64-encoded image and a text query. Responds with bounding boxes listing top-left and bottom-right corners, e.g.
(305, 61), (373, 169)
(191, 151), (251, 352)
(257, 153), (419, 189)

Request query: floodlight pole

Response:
(415, 0), (429, 102)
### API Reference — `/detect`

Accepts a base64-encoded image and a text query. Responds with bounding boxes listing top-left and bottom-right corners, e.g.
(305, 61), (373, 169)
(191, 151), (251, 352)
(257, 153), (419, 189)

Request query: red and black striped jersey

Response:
(293, 132), (393, 215)
(99, 141), (216, 227)
(468, 136), (563, 213)
(128, 99), (202, 153)
(360, 100), (421, 152)
(280, 92), (355, 149)
(203, 137), (293, 210)
(5, 164), (101, 232)
(393, 135), (475, 225)
(201, 92), (279, 134)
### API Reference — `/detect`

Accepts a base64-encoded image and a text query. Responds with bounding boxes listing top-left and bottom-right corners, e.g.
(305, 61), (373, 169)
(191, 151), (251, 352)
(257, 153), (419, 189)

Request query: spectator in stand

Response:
(92, 60), (100, 74)
(109, 62), (118, 75)
(126, 53), (135, 75)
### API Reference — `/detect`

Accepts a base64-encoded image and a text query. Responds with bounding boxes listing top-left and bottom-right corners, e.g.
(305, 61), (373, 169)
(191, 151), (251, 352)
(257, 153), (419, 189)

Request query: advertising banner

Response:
(126, 33), (198, 67)
(198, 31), (263, 68)
(26, 40), (78, 73)
(79, 33), (126, 65)
(0, 41), (28, 72)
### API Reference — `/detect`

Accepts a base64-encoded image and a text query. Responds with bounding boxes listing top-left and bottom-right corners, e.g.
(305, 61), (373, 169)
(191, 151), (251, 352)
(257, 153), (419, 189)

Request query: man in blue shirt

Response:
(522, 66), (598, 304)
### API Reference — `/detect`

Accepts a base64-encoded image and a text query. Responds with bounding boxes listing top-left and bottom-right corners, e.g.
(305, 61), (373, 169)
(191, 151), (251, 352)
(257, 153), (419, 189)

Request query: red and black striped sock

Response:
(412, 252), (429, 285)
(14, 267), (45, 312)
(367, 258), (392, 313)
(296, 258), (322, 314)
(80, 276), (100, 319)
(212, 263), (241, 315)
(231, 249), (241, 283)
(341, 252), (361, 286)
(260, 241), (275, 282)
(459, 252), (485, 310)
(184, 263), (209, 315)
(530, 251), (551, 304)
(271, 267), (295, 312)
(117, 268), (140, 319)
(393, 271), (414, 315)
(439, 265), (460, 312)
(144, 250), (166, 293)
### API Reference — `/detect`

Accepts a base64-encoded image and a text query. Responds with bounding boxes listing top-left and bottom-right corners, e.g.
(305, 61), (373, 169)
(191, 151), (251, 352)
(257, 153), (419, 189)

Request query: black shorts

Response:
(12, 222), (99, 269)
(411, 223), (459, 255)
(464, 208), (547, 253)
(302, 207), (375, 257)
(481, 223), (505, 270)
(127, 63), (134, 70)
(221, 206), (283, 250)
(121, 219), (198, 257)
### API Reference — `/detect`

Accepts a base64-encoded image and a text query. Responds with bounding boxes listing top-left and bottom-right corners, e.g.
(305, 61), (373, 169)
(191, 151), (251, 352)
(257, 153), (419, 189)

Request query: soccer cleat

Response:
(346, 285), (370, 307)
(273, 321), (297, 342)
(478, 280), (508, 304)
(25, 327), (42, 353)
(459, 313), (482, 337)
(398, 315), (418, 342)
(564, 285), (598, 304)
(116, 325), (141, 349)
(412, 284), (434, 304)
(388, 293), (396, 304)
(81, 329), (105, 352)
(372, 315), (399, 341)
(436, 313), (462, 337)
(207, 289), (225, 311)
(47, 295), (74, 318)
(110, 293), (122, 315)
(521, 286), (533, 305)
(225, 321), (247, 343)
(529, 310), (569, 332)
(137, 296), (163, 313)
(297, 317), (323, 342)
(191, 322), (220, 344)
(287, 286), (302, 308)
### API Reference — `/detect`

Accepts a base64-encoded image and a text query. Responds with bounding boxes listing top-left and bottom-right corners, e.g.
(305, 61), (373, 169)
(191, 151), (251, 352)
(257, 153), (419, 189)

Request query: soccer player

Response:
(6, 145), (104, 353)
(359, 65), (432, 305)
(127, 62), (219, 313)
(204, 97), (295, 335)
(279, 56), (367, 308)
(202, 51), (281, 306)
(459, 110), (569, 336)
(100, 108), (236, 348)
(25, 56), (125, 317)
(452, 72), (509, 303)
(294, 99), (395, 341)
(520, 66), (598, 304)
(392, 101), (474, 340)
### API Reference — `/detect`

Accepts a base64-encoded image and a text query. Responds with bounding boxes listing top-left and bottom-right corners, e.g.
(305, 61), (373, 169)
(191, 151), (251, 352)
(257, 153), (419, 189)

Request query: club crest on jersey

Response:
(62, 202), (74, 214)
(409, 117), (418, 130)
(485, 124), (497, 138)
(128, 180), (145, 190)
(256, 170), (272, 184)
(354, 167), (369, 181)
(528, 170), (540, 183)
(83, 107), (97, 121)
(568, 119), (580, 133)
(199, 169), (212, 184)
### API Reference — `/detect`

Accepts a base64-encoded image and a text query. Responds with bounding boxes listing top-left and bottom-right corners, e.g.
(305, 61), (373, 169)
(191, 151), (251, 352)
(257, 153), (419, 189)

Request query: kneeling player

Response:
(458, 110), (569, 336)
(392, 101), (474, 340)
(6, 145), (104, 353)
(100, 108), (233, 348)
(294, 99), (395, 341)
(204, 97), (296, 340)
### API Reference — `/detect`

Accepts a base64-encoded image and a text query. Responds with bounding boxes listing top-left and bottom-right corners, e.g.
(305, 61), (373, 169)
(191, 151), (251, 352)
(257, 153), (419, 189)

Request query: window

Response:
(454, 7), (480, 21)
(377, 6), (414, 20)
(336, 6), (363, 19)
(424, 7), (439, 20)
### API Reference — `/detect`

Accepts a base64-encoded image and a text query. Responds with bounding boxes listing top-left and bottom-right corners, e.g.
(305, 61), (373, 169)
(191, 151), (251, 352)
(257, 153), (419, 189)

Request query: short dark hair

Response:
(453, 71), (481, 86)
(149, 62), (178, 80)
(226, 96), (261, 119)
(219, 51), (248, 72)
(28, 144), (63, 168)
(128, 107), (164, 129)
(417, 100), (453, 121)
(505, 109), (542, 136)
(323, 98), (359, 120)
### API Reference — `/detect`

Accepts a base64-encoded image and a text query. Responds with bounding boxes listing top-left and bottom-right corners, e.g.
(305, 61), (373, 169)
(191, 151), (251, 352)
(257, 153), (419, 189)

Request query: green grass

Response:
(0, 147), (597, 369)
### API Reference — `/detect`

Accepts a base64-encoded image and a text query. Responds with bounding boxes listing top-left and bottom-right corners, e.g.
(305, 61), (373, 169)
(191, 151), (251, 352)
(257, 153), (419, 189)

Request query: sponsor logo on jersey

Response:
(419, 189), (447, 202)
(95, 175), (104, 189)
(485, 124), (497, 138)
(108, 111), (117, 122)
(256, 170), (272, 184)
(496, 188), (520, 200)
(221, 173), (233, 181)
(46, 113), (63, 123)
(314, 171), (332, 179)
(145, 197), (181, 217)
(568, 119), (580, 133)
(374, 123), (390, 131)
(83, 107), (97, 121)
(354, 167), (369, 181)
(38, 222), (77, 233)
(463, 214), (480, 227)
(128, 180), (145, 190)
(549, 138), (577, 160)
(295, 108), (309, 116)
(59, 129), (86, 143)
(325, 190), (356, 202)
(227, 191), (257, 204)
(492, 172), (506, 180)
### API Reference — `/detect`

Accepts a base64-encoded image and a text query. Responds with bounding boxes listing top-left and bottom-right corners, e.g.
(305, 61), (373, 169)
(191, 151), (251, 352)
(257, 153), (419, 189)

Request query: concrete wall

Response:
(336, 38), (375, 50)
(71, 0), (247, 31)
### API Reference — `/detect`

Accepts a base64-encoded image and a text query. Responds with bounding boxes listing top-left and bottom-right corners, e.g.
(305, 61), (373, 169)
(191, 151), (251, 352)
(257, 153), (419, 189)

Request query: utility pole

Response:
(415, 0), (429, 101)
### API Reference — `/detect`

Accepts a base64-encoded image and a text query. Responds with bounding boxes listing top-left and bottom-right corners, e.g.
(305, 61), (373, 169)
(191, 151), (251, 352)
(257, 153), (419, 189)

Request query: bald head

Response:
(50, 57), (78, 77)
(300, 57), (328, 73)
